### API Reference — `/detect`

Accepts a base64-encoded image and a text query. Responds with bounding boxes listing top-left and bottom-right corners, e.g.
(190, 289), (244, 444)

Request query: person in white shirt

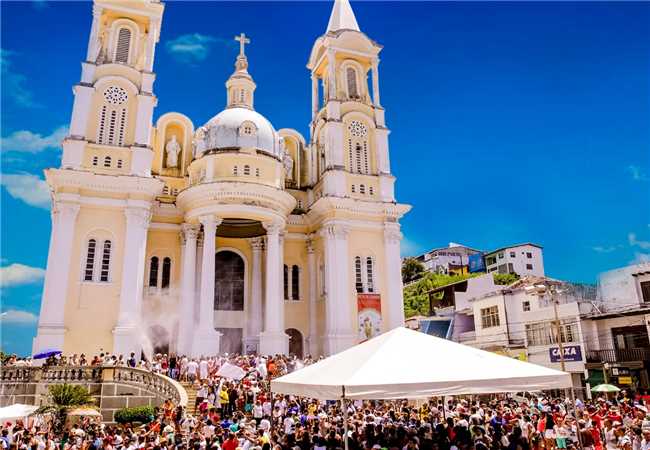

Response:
(187, 359), (199, 382)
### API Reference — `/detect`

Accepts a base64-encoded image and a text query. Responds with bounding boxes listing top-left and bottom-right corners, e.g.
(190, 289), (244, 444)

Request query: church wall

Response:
(283, 237), (309, 340)
(64, 205), (127, 355)
(85, 79), (139, 148)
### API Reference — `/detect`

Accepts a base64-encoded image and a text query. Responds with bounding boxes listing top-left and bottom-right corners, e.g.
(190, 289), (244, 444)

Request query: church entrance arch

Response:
(286, 328), (303, 358)
(149, 325), (170, 355)
(214, 250), (245, 354)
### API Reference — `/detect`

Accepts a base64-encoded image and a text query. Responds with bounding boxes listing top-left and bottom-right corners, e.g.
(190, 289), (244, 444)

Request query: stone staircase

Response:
(180, 382), (198, 415)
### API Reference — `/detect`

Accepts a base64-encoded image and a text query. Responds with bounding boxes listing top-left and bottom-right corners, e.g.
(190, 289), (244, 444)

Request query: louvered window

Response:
(355, 256), (363, 293)
(359, 184), (366, 194)
(346, 67), (358, 98)
(97, 106), (108, 144)
(116, 159), (123, 169)
(104, 156), (111, 168)
(117, 109), (127, 146)
(366, 257), (375, 293)
(92, 156), (99, 166)
(291, 265), (300, 300)
(99, 240), (111, 282)
(244, 165), (251, 175)
(115, 27), (131, 64)
(283, 264), (289, 300)
(84, 239), (97, 281)
(161, 257), (171, 289)
(149, 257), (159, 287)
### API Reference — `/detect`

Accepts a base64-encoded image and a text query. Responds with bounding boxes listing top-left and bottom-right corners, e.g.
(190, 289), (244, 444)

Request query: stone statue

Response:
(192, 127), (207, 157)
(165, 135), (181, 168)
(95, 28), (108, 64)
(283, 150), (294, 178)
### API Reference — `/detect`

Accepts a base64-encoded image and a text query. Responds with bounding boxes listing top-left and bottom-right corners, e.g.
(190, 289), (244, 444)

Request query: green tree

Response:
(37, 384), (95, 433)
(493, 272), (520, 285)
(401, 257), (425, 283)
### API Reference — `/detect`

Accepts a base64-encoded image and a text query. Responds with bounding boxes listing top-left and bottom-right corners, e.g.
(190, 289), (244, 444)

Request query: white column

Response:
(85, 5), (103, 62)
(259, 221), (288, 355)
(245, 237), (264, 353)
(192, 215), (222, 356)
(134, 94), (155, 147)
(113, 207), (151, 356)
(177, 223), (199, 356)
(145, 18), (160, 72)
(327, 49), (337, 100)
(371, 58), (381, 107)
(311, 74), (319, 120)
(320, 222), (356, 355)
(306, 238), (318, 356)
(33, 202), (80, 354)
(384, 223), (405, 329)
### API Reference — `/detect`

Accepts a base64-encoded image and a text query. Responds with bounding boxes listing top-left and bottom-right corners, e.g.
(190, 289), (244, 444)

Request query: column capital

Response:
(199, 215), (223, 229)
(262, 220), (284, 235)
(181, 223), (200, 241)
(319, 221), (349, 239)
(306, 238), (315, 254)
(249, 237), (265, 251)
(384, 223), (402, 243)
(124, 207), (151, 229)
(54, 202), (80, 221)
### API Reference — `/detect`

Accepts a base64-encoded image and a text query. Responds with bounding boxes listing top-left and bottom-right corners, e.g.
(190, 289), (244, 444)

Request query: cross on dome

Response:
(235, 33), (250, 57)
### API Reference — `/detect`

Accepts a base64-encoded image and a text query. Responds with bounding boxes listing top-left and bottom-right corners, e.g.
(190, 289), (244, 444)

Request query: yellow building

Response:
(33, 0), (410, 358)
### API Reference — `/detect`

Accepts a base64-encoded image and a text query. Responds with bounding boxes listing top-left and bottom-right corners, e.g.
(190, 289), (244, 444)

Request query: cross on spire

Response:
(235, 33), (250, 57)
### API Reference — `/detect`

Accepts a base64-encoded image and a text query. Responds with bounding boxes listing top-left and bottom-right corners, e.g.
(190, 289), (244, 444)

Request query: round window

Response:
(348, 120), (367, 138)
(103, 86), (128, 105)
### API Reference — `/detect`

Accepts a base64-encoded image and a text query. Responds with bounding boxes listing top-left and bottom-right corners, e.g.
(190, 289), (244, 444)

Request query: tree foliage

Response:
(114, 406), (155, 425)
(492, 272), (520, 285)
(36, 384), (95, 433)
(401, 257), (425, 283)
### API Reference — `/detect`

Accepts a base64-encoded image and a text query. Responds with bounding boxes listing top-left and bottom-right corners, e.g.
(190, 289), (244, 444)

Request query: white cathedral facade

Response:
(33, 0), (410, 358)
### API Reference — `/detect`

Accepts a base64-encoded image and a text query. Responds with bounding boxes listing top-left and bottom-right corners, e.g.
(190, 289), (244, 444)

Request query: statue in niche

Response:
(165, 135), (181, 168)
(95, 27), (108, 64)
(192, 127), (207, 157)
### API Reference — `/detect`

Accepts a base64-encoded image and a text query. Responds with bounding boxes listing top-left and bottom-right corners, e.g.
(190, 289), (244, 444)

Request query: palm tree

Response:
(402, 257), (425, 283)
(37, 384), (95, 432)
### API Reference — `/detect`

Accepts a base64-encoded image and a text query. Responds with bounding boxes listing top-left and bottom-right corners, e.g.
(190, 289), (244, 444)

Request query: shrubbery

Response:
(114, 406), (155, 424)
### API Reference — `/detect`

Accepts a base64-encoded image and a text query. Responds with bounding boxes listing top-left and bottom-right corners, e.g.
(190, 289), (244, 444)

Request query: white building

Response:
(484, 243), (544, 277)
(415, 243), (480, 276)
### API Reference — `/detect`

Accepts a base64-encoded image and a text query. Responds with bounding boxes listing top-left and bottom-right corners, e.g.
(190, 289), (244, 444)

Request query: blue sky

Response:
(1, 1), (649, 356)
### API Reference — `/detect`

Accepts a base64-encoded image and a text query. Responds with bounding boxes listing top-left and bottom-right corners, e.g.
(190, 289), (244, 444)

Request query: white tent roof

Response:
(0, 404), (39, 421)
(271, 327), (572, 400)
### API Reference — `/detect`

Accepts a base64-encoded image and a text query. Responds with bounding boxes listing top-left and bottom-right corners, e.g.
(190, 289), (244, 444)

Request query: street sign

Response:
(618, 376), (632, 385)
(549, 345), (583, 362)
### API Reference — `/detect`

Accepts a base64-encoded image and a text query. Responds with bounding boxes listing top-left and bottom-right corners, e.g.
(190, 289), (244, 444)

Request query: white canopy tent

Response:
(271, 327), (572, 400)
(0, 404), (39, 422)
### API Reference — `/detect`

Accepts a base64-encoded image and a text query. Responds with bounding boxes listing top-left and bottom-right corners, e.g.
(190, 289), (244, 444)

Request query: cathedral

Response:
(33, 0), (410, 358)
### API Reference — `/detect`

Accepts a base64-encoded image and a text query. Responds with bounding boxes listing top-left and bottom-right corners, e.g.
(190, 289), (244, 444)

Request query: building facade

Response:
(33, 0), (410, 358)
(484, 243), (544, 277)
(415, 243), (480, 276)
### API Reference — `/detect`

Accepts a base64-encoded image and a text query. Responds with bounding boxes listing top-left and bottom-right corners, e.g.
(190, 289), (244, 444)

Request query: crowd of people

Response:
(2, 352), (650, 450)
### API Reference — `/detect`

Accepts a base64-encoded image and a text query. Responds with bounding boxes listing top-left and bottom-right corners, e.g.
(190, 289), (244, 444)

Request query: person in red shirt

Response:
(222, 432), (238, 450)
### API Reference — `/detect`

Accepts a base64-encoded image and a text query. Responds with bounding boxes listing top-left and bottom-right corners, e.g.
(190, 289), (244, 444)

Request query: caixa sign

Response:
(549, 345), (583, 362)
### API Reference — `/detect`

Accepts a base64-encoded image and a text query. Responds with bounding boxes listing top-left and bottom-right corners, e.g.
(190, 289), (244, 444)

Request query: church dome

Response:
(195, 107), (282, 159)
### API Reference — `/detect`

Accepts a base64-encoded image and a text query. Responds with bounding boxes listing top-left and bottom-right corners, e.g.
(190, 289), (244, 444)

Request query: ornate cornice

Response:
(46, 168), (163, 199)
(124, 207), (151, 229)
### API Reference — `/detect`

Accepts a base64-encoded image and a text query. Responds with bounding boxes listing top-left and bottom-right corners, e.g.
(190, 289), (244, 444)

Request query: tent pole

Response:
(569, 387), (584, 450)
(442, 396), (446, 420)
(342, 386), (349, 450)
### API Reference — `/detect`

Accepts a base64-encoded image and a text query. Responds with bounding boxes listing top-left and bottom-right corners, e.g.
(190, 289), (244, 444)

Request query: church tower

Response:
(61, 0), (164, 177)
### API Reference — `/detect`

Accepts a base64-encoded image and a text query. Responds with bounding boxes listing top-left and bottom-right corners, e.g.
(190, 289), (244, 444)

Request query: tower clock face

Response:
(103, 86), (128, 105)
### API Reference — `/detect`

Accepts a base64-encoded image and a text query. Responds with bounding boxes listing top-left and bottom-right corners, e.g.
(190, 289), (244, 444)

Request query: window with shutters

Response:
(243, 165), (251, 176)
(346, 67), (358, 98)
(233, 166), (238, 176)
(116, 159), (123, 169)
(149, 257), (159, 287)
(104, 156), (111, 168)
(161, 257), (171, 289)
(347, 121), (369, 174)
(114, 27), (132, 64)
(283, 264), (289, 300)
(84, 240), (97, 281)
(291, 265), (300, 300)
(359, 184), (366, 194)
(98, 87), (128, 146)
(366, 257), (375, 293)
(99, 240), (111, 282)
(92, 156), (99, 166)
(255, 168), (260, 177)
(354, 256), (363, 293)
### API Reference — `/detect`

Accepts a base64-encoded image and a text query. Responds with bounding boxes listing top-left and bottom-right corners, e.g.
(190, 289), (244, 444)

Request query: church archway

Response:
(149, 325), (170, 355)
(214, 250), (245, 311)
(285, 328), (303, 358)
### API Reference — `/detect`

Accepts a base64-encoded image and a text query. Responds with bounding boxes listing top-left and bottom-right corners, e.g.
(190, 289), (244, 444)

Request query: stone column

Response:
(113, 207), (151, 356)
(320, 222), (356, 355)
(371, 58), (381, 107)
(193, 215), (222, 356)
(311, 74), (319, 120)
(384, 223), (405, 329)
(33, 202), (80, 354)
(306, 238), (318, 356)
(130, 94), (156, 177)
(259, 221), (288, 355)
(327, 49), (337, 100)
(85, 5), (103, 62)
(177, 223), (199, 356)
(245, 237), (264, 353)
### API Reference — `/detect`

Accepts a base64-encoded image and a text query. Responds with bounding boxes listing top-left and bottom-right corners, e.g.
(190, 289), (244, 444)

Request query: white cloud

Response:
(591, 245), (621, 253)
(627, 165), (649, 182)
(1, 173), (51, 209)
(0, 48), (40, 108)
(0, 310), (38, 324)
(1, 126), (67, 153)
(0, 263), (46, 288)
(631, 252), (650, 265)
(165, 33), (232, 64)
(628, 233), (650, 250)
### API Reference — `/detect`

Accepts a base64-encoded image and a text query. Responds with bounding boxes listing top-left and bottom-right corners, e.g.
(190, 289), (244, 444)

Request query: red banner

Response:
(358, 293), (381, 342)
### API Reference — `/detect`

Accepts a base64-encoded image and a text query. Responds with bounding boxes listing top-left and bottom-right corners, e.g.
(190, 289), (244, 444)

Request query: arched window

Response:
(354, 256), (363, 293)
(115, 27), (132, 64)
(346, 67), (358, 98)
(214, 251), (245, 311)
(347, 121), (369, 174)
(97, 106), (108, 144)
(366, 257), (375, 293)
(149, 256), (159, 287)
(92, 156), (99, 166)
(99, 240), (111, 282)
(161, 257), (171, 289)
(283, 264), (289, 300)
(117, 109), (127, 146)
(84, 239), (97, 281)
(104, 156), (111, 168)
(291, 265), (300, 300)
(98, 86), (128, 146)
(243, 165), (251, 176)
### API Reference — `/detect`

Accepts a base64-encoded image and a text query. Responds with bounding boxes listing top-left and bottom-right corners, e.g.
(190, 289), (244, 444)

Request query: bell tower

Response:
(307, 0), (394, 202)
(61, 0), (164, 177)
